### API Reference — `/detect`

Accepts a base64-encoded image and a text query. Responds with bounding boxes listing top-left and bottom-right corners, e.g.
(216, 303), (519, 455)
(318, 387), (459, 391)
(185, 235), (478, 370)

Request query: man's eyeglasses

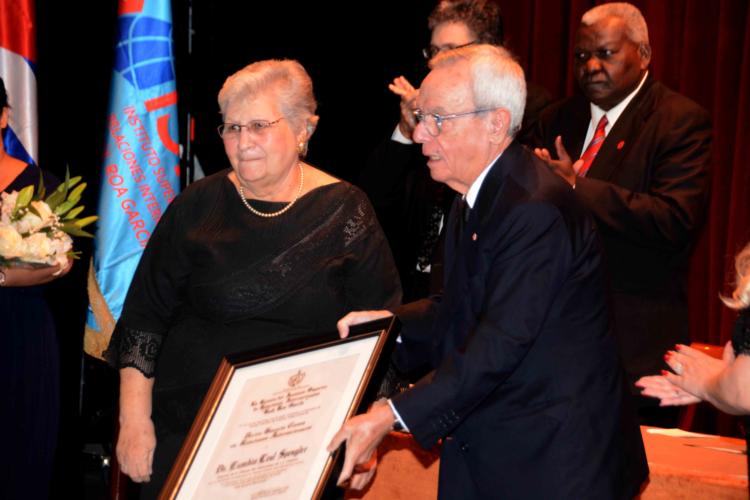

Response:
(217, 117), (284, 139)
(422, 40), (478, 60)
(413, 107), (499, 136)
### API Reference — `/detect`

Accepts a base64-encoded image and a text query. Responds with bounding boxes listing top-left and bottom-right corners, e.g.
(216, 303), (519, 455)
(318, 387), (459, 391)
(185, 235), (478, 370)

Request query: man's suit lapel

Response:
(586, 77), (656, 181)
(442, 194), (463, 281)
(439, 150), (509, 322)
(433, 195), (470, 355)
(563, 101), (590, 160)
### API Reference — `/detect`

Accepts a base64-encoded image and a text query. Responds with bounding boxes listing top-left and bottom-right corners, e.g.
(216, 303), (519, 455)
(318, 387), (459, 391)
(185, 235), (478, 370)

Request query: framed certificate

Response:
(160, 316), (396, 500)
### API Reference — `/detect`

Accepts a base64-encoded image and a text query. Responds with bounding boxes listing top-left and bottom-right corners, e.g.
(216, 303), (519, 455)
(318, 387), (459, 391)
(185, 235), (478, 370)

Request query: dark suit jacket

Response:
(391, 143), (648, 499)
(533, 77), (712, 389)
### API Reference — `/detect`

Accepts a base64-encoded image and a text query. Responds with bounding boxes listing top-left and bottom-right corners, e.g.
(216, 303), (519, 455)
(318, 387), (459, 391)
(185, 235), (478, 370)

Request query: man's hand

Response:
(337, 310), (393, 338)
(327, 399), (396, 490)
(388, 76), (419, 140)
(533, 135), (580, 187)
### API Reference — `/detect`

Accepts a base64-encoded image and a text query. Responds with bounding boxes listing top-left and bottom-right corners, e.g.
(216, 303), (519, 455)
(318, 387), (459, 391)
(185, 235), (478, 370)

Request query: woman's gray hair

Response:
(430, 44), (526, 137)
(582, 2), (649, 46)
(218, 59), (318, 138)
(722, 242), (750, 310)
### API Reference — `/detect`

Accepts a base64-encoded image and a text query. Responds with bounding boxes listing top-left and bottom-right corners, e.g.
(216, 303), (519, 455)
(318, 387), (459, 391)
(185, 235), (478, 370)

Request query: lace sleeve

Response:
(104, 325), (164, 378)
(732, 309), (750, 357)
(342, 190), (403, 310)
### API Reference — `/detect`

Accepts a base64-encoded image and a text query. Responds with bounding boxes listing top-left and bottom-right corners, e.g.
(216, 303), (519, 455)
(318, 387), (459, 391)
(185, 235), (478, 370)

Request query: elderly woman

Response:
(105, 59), (401, 495)
(637, 241), (750, 476)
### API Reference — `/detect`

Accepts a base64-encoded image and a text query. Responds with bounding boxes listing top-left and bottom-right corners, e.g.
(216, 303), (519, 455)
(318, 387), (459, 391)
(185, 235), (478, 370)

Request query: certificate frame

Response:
(160, 316), (396, 500)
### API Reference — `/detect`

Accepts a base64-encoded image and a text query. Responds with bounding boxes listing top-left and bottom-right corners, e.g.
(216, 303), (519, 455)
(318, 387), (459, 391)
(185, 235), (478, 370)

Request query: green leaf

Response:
(63, 205), (85, 220)
(54, 182), (88, 215)
(66, 176), (82, 189)
(72, 215), (98, 228)
(27, 203), (41, 218)
(54, 199), (76, 216)
(12, 185), (35, 217)
(59, 222), (95, 238)
(45, 190), (65, 210)
(34, 171), (46, 201)
(66, 250), (83, 260)
(67, 182), (87, 203)
(46, 176), (81, 209)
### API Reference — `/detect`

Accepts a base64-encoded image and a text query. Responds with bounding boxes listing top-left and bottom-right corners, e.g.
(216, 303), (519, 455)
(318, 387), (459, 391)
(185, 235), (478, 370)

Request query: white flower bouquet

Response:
(0, 171), (97, 271)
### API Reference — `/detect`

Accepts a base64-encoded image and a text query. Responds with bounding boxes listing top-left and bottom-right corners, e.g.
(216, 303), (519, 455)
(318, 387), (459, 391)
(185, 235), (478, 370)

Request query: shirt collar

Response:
(465, 150), (503, 208)
(590, 71), (648, 131)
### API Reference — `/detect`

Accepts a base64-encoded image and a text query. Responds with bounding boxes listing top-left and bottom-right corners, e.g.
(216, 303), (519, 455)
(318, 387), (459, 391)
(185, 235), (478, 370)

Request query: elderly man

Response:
(533, 2), (711, 426)
(330, 45), (647, 499)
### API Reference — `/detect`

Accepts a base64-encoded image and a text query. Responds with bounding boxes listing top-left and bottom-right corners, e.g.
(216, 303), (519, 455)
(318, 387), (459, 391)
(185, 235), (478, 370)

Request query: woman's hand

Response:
(117, 415), (156, 483)
(663, 343), (732, 401)
(2, 258), (72, 287)
(636, 342), (733, 406)
(635, 374), (702, 406)
(117, 367), (156, 482)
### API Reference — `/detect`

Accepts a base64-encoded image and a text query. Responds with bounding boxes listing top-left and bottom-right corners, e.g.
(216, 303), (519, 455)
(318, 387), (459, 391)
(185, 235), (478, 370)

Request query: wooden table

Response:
(640, 426), (747, 499)
(345, 427), (748, 499)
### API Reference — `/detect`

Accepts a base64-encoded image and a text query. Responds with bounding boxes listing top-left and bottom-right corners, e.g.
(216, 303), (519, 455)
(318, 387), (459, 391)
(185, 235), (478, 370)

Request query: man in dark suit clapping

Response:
(329, 44), (647, 499)
(532, 2), (712, 426)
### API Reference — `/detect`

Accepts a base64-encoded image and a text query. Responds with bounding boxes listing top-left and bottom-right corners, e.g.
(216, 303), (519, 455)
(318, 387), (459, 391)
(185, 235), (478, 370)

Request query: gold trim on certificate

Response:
(160, 317), (396, 500)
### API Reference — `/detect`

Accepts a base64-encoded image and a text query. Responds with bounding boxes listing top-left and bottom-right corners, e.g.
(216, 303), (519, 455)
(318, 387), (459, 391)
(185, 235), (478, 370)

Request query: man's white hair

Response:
(430, 44), (526, 137)
(582, 2), (649, 46)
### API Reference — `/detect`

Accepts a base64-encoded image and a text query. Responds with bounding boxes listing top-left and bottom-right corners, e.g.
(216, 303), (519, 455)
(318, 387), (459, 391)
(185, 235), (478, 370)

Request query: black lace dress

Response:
(731, 307), (750, 480)
(105, 171), (402, 495)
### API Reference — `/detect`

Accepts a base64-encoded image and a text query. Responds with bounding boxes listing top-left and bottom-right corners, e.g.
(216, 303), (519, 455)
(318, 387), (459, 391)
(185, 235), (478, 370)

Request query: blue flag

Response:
(85, 0), (180, 359)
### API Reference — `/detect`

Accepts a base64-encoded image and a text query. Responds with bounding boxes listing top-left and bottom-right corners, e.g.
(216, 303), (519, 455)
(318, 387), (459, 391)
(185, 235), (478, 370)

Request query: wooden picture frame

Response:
(160, 316), (396, 499)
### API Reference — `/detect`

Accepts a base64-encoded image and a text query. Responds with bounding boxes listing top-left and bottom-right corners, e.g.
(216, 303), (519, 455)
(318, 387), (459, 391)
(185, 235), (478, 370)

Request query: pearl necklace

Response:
(237, 162), (304, 218)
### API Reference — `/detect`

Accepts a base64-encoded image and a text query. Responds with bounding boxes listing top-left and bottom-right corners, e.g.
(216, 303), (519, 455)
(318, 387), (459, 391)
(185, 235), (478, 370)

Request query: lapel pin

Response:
(472, 233), (477, 241)
(617, 140), (625, 150)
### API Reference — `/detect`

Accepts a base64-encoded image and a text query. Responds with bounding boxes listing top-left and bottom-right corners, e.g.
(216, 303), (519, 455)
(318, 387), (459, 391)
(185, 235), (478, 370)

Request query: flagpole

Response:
(184, 0), (195, 186)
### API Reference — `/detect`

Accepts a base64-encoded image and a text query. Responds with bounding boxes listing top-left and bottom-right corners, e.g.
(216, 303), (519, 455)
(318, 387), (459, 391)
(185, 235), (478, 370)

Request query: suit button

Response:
(460, 443), (469, 452)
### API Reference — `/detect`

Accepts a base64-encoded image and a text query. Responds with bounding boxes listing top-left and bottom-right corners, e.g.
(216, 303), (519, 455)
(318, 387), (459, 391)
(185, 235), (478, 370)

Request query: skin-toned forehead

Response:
(223, 89), (281, 120)
(420, 61), (473, 112)
(431, 21), (476, 47)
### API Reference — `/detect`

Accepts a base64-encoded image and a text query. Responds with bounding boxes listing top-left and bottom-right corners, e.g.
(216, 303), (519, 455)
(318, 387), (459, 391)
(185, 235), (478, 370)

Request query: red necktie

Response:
(578, 115), (608, 177)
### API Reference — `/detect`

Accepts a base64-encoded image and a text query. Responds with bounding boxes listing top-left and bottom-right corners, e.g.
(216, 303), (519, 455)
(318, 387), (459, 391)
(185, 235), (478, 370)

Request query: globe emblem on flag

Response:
(114, 15), (175, 90)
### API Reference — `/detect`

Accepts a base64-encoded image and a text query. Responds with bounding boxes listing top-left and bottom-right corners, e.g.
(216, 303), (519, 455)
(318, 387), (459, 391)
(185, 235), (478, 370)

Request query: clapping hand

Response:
(533, 136), (580, 187)
(388, 76), (419, 140)
(636, 342), (734, 406)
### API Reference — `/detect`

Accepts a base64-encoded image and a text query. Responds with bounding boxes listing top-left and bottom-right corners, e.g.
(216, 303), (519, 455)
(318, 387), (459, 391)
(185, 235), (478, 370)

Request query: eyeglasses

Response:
(217, 117), (284, 139)
(413, 107), (499, 136)
(422, 40), (478, 60)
